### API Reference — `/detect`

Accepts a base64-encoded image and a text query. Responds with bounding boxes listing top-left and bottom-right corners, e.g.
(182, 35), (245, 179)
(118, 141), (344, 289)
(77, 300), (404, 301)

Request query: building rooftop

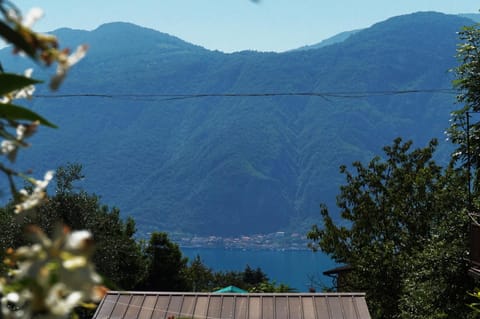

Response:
(93, 291), (371, 319)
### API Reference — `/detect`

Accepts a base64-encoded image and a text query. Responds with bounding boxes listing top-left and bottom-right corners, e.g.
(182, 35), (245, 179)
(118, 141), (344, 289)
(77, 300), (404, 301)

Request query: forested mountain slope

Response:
(2, 12), (473, 236)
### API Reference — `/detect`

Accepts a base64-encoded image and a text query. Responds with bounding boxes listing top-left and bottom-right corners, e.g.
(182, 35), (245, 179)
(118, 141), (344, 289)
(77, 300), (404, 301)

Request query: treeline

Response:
(0, 163), (293, 293)
(307, 138), (473, 319)
(306, 23), (480, 319)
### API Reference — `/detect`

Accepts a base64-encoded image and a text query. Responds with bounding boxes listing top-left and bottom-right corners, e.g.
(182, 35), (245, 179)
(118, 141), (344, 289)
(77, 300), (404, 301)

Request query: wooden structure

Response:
(323, 265), (354, 292)
(470, 222), (480, 278)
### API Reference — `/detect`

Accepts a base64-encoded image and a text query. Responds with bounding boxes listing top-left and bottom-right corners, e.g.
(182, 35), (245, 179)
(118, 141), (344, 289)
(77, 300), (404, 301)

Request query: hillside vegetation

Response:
(2, 12), (474, 236)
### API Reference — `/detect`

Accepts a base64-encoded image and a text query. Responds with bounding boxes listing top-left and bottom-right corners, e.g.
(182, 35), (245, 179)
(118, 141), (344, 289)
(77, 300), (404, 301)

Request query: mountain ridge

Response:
(1, 11), (472, 237)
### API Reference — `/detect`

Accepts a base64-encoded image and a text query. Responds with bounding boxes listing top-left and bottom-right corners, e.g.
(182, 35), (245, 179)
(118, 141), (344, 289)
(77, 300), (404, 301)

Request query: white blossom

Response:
(66, 45), (88, 66)
(5, 8), (20, 24)
(45, 284), (83, 316)
(62, 256), (87, 270)
(15, 170), (54, 213)
(13, 69), (36, 100)
(36, 170), (54, 189)
(1, 226), (106, 318)
(50, 45), (88, 90)
(22, 8), (44, 28)
(65, 230), (93, 252)
(1, 140), (16, 155)
(1, 290), (32, 319)
(2, 69), (36, 103)
(16, 125), (26, 139)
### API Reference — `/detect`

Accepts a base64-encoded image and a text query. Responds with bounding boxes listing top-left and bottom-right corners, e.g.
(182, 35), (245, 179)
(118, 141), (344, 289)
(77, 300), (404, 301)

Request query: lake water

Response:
(182, 248), (337, 292)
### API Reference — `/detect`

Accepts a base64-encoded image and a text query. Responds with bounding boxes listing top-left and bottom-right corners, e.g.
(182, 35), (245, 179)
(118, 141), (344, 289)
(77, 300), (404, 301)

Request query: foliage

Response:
(448, 22), (480, 194)
(137, 232), (190, 291)
(0, 2), (291, 317)
(184, 255), (215, 292)
(212, 266), (267, 292)
(248, 281), (296, 293)
(469, 289), (480, 314)
(0, 163), (292, 296)
(307, 138), (472, 319)
(0, 2), (88, 208)
(0, 226), (104, 319)
(210, 270), (247, 291)
(47, 164), (146, 290)
(184, 256), (286, 292)
(0, 2), (103, 318)
(181, 254), (294, 293)
(397, 209), (474, 319)
(0, 164), (146, 291)
(446, 20), (480, 319)
(0, 172), (144, 319)
(242, 265), (268, 285)
(134, 233), (291, 293)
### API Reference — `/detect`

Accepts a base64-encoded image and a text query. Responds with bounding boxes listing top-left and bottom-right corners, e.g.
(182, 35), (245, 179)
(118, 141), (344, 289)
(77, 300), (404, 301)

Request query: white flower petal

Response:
(16, 125), (26, 140)
(24, 68), (33, 78)
(63, 256), (87, 269)
(67, 45), (88, 66)
(22, 7), (44, 28)
(65, 230), (92, 251)
(1, 140), (16, 154)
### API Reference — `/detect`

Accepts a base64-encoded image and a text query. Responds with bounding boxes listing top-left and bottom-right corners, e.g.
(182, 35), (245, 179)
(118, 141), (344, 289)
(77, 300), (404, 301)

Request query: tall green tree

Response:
(307, 138), (472, 319)
(0, 163), (147, 290)
(397, 208), (472, 319)
(139, 232), (189, 291)
(243, 264), (269, 285)
(184, 255), (215, 292)
(448, 22), (480, 197)
(44, 164), (146, 290)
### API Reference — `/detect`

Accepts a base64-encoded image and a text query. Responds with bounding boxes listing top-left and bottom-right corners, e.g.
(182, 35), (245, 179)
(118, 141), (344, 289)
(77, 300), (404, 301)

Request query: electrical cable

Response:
(34, 88), (458, 102)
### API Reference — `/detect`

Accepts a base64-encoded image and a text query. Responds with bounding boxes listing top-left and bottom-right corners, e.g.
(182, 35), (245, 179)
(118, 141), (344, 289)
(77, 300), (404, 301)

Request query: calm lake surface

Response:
(182, 248), (337, 292)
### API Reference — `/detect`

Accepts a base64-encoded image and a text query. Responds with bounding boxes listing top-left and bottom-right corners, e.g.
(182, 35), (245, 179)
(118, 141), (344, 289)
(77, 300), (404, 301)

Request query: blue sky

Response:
(15, 1), (480, 52)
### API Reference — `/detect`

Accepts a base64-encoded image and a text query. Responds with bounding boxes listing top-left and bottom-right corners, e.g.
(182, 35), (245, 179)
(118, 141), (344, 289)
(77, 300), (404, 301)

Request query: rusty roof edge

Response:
(104, 291), (367, 297)
(90, 291), (110, 319)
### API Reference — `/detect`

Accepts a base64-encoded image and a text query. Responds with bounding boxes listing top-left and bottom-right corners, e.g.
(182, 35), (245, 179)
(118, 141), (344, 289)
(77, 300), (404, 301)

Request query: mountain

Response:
(459, 13), (480, 23)
(1, 12), (474, 237)
(294, 29), (361, 51)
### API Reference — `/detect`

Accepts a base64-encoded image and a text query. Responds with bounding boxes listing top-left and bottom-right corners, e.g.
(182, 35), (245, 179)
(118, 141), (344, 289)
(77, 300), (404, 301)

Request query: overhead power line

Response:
(34, 88), (458, 102)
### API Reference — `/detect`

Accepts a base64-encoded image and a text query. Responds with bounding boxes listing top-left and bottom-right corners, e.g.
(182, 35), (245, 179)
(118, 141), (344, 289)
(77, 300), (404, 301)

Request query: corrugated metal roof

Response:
(92, 291), (371, 319)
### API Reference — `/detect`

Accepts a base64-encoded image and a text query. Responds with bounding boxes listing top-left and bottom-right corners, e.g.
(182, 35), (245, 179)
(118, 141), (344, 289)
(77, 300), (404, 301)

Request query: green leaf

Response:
(0, 103), (57, 128)
(0, 21), (36, 58)
(0, 73), (41, 96)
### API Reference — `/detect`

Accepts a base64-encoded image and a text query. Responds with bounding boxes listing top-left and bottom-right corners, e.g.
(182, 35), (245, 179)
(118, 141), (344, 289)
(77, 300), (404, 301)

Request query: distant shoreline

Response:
(169, 231), (311, 251)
